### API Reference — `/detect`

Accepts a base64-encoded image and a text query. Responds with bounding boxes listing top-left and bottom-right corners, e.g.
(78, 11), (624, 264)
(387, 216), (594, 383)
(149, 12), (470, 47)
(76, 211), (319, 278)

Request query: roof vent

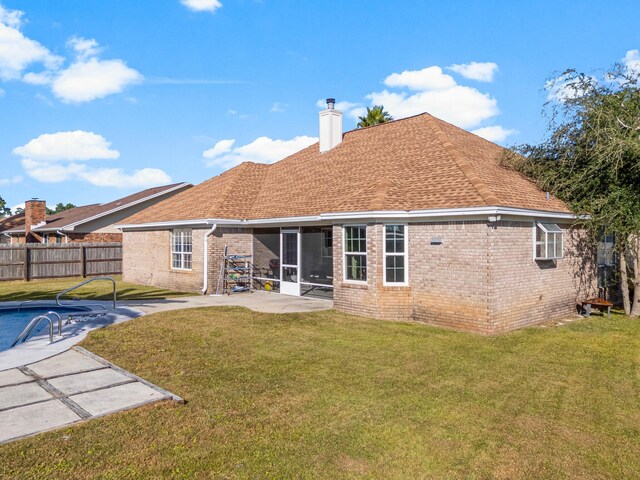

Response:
(319, 97), (342, 153)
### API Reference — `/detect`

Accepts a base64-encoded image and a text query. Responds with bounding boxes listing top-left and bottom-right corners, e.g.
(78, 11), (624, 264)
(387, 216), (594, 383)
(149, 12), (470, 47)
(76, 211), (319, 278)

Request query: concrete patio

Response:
(0, 347), (182, 445)
(120, 290), (333, 316)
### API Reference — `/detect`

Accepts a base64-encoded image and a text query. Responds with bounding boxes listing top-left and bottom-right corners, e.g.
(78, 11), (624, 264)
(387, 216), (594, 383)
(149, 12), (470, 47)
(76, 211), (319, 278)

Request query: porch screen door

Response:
(280, 228), (300, 296)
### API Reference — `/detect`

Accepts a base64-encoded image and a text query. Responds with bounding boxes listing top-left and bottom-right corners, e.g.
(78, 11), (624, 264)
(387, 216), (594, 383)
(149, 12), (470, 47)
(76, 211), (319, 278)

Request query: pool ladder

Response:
(11, 277), (118, 348)
(10, 311), (62, 348)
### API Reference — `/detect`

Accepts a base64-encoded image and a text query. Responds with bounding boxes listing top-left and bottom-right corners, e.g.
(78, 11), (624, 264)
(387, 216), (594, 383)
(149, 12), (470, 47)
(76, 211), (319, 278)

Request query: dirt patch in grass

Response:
(1, 307), (640, 479)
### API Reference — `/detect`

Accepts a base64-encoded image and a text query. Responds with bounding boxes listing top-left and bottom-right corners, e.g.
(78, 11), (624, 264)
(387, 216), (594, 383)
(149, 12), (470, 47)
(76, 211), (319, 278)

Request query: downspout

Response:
(201, 223), (218, 294)
(56, 230), (69, 243)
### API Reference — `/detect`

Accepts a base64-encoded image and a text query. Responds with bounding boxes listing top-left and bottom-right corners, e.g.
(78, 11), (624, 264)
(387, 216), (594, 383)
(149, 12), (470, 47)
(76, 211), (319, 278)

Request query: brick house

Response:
(118, 101), (596, 334)
(0, 183), (191, 244)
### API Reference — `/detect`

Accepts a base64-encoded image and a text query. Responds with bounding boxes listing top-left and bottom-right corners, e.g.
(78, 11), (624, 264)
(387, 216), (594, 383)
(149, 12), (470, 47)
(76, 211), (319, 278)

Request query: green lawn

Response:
(1, 308), (640, 479)
(0, 276), (193, 302)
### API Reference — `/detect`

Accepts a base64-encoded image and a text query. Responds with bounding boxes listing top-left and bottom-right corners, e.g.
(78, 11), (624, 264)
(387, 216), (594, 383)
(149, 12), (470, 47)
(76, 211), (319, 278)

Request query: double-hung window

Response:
(172, 229), (192, 270)
(534, 222), (563, 260)
(344, 225), (367, 281)
(384, 225), (408, 285)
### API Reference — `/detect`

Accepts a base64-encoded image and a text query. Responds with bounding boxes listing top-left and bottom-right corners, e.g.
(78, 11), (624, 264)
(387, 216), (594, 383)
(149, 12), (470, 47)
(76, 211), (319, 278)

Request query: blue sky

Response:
(0, 0), (638, 210)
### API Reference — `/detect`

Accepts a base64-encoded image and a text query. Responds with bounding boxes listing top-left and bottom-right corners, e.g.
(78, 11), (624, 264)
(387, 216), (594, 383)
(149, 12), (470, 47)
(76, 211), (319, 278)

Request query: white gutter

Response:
(201, 223), (218, 294)
(56, 230), (69, 243)
(116, 206), (578, 231)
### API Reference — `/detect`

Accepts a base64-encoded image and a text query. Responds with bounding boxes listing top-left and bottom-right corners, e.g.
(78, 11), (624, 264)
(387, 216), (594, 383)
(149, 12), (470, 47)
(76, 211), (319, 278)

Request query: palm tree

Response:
(356, 105), (393, 128)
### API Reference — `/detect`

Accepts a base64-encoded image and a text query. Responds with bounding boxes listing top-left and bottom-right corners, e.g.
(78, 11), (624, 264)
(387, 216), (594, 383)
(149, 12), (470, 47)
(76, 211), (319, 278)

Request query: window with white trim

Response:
(534, 222), (563, 260)
(344, 225), (367, 281)
(171, 229), (192, 270)
(384, 225), (408, 284)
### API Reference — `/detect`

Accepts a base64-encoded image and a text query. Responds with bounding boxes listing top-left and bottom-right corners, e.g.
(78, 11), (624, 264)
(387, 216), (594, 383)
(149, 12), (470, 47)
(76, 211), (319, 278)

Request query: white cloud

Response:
(13, 130), (169, 187)
(19, 159), (170, 187)
(181, 0), (222, 12)
(0, 175), (22, 185)
(51, 57), (142, 103)
(270, 102), (288, 113)
(0, 4), (23, 28)
(448, 61), (498, 82)
(78, 167), (171, 188)
(0, 7), (140, 103)
(384, 66), (457, 91)
(333, 61), (515, 142)
(367, 85), (499, 129)
(203, 139), (235, 158)
(315, 99), (365, 120)
(67, 36), (101, 60)
(203, 135), (317, 169)
(0, 7), (62, 81)
(13, 131), (120, 161)
(471, 125), (517, 143)
(623, 49), (640, 76)
(545, 73), (596, 103)
(0, 86), (4, 97)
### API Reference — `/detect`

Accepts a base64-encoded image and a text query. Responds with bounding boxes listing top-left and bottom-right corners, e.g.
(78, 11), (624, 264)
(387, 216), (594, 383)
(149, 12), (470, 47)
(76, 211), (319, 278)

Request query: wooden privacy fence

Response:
(0, 243), (122, 281)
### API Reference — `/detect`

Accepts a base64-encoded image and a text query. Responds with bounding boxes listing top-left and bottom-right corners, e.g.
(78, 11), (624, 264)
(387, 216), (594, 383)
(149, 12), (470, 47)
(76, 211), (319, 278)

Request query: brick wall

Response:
(206, 227), (253, 294)
(333, 220), (595, 334)
(488, 221), (596, 333)
(24, 200), (46, 243)
(66, 232), (123, 243)
(123, 228), (206, 292)
(123, 220), (596, 334)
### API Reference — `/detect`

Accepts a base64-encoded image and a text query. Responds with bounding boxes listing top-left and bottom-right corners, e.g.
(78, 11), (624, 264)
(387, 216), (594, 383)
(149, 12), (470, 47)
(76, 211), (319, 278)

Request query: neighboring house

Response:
(0, 183), (191, 244)
(118, 100), (596, 334)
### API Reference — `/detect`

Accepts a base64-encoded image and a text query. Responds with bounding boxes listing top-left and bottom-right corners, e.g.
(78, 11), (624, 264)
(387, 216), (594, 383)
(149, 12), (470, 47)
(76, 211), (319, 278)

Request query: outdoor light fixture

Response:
(488, 215), (501, 222)
(326, 98), (335, 109)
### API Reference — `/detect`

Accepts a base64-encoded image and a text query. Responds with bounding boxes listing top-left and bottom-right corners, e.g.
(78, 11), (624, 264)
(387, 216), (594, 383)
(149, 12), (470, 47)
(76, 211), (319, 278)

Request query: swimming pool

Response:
(0, 306), (92, 351)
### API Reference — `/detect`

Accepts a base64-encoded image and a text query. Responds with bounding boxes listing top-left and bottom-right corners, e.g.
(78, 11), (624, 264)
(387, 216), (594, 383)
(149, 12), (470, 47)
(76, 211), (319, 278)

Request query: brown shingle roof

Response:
(1, 183), (190, 233)
(123, 113), (569, 225)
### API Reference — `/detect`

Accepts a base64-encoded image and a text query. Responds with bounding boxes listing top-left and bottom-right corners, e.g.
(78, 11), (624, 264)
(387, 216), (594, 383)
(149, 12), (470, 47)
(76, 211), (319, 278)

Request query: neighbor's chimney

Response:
(319, 97), (343, 153)
(25, 199), (46, 242)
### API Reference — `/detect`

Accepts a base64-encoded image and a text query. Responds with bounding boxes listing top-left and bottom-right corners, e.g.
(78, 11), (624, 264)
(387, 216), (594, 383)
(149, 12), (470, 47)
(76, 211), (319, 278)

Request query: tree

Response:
(356, 105), (393, 128)
(0, 196), (10, 216)
(502, 65), (640, 314)
(46, 202), (76, 215)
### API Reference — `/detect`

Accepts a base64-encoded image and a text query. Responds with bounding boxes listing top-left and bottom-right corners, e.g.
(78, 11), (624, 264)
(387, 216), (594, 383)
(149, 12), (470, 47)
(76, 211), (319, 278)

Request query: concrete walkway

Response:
(0, 347), (182, 444)
(120, 290), (333, 315)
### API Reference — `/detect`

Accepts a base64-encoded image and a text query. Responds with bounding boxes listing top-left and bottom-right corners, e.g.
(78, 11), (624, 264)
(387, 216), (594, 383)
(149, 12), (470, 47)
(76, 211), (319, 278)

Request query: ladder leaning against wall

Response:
(215, 245), (254, 295)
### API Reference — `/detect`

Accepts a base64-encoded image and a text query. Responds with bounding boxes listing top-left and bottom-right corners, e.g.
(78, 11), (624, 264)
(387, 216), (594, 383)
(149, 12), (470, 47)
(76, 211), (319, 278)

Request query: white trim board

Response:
(116, 206), (579, 231)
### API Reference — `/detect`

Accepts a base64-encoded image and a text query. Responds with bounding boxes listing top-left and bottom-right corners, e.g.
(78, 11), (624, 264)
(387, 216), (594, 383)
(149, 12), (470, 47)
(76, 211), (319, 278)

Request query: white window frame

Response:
(383, 224), (409, 286)
(343, 225), (367, 283)
(533, 222), (563, 260)
(171, 228), (193, 270)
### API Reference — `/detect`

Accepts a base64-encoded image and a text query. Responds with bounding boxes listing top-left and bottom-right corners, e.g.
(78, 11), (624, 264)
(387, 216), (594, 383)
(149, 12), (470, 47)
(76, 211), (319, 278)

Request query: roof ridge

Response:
(369, 177), (394, 210)
(209, 163), (252, 214)
(422, 114), (500, 206)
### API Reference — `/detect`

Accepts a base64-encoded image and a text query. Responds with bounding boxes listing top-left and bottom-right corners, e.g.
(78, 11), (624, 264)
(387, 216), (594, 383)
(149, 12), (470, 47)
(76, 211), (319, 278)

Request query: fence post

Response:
(80, 245), (86, 278)
(23, 245), (30, 281)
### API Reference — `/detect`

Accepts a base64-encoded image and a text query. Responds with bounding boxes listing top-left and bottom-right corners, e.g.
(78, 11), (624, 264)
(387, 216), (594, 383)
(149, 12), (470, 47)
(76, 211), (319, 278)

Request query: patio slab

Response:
(0, 347), (182, 445)
(71, 382), (167, 417)
(0, 400), (81, 442)
(48, 368), (132, 396)
(27, 349), (105, 378)
(0, 382), (52, 410)
(0, 368), (32, 387)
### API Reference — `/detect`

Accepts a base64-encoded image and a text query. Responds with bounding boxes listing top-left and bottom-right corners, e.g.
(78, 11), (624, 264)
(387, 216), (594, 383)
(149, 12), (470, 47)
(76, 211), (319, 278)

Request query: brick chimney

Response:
(25, 199), (46, 243)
